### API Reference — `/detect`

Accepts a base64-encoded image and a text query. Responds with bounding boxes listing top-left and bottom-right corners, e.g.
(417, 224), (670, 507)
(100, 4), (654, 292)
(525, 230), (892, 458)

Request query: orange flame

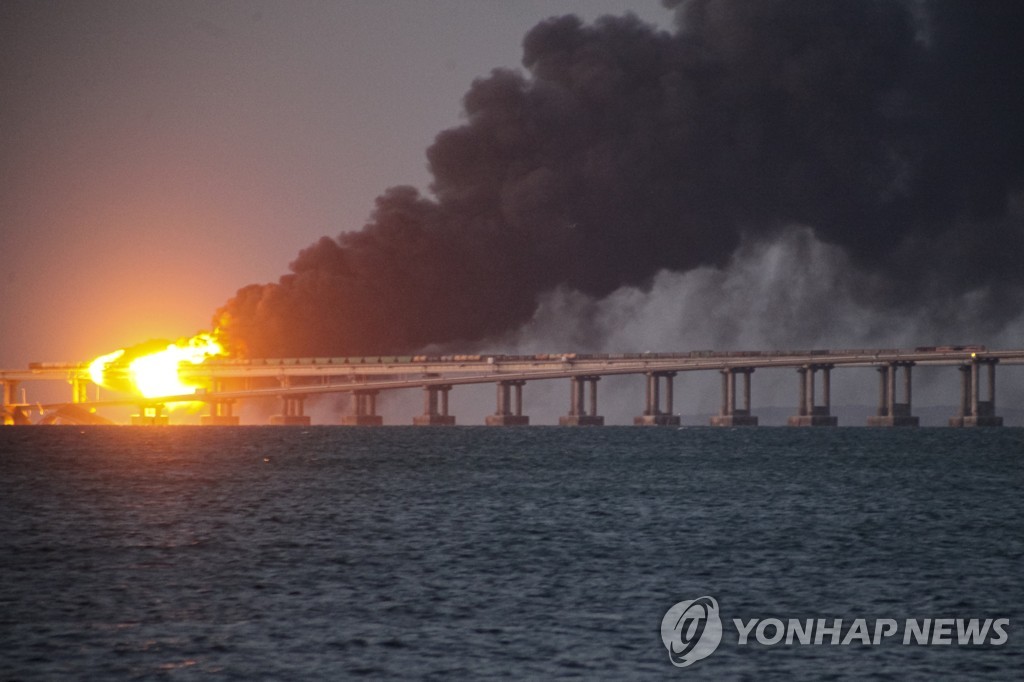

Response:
(89, 332), (225, 400)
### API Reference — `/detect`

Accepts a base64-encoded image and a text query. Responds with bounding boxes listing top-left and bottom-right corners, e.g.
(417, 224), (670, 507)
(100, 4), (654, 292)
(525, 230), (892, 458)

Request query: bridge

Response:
(2, 346), (1022, 426)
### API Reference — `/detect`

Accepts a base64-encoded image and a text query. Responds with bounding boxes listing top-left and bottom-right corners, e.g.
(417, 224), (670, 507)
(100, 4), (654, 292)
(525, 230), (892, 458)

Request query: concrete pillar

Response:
(487, 381), (529, 425)
(132, 403), (169, 426)
(726, 370), (735, 416)
(904, 364), (912, 411)
(960, 365), (971, 417)
(789, 365), (837, 426)
(561, 376), (604, 426)
(270, 394), (311, 425)
(807, 366), (816, 414)
(2, 380), (18, 407)
(415, 385), (455, 425)
(72, 378), (90, 404)
(877, 366), (889, 416)
(2, 380), (30, 425)
(711, 368), (758, 426)
(869, 362), (918, 427)
(719, 371), (729, 416)
(570, 377), (584, 416)
(496, 382), (508, 416)
(822, 366), (832, 413)
(202, 378), (240, 425)
(797, 368), (808, 416)
(635, 372), (680, 425)
(202, 399), (239, 426)
(887, 364), (896, 417)
(949, 364), (971, 426)
(742, 369), (752, 413)
(341, 389), (381, 426)
(988, 360), (996, 405)
(953, 359), (1002, 426)
(970, 362), (980, 418)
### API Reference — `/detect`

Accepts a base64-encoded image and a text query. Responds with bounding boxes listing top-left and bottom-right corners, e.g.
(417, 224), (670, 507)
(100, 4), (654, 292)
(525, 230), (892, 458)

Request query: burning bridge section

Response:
(2, 347), (1020, 427)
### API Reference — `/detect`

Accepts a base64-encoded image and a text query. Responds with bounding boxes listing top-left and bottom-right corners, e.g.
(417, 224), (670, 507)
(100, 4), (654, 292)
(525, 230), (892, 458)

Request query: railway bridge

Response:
(2, 346), (1021, 426)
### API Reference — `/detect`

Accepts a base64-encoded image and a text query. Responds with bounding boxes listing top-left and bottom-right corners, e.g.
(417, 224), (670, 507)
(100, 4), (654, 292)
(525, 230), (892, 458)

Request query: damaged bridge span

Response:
(3, 347), (1021, 426)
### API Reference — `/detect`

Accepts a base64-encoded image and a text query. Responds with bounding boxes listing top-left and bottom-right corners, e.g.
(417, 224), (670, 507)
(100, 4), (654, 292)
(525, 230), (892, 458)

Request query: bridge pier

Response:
(486, 380), (529, 425)
(560, 376), (604, 426)
(132, 404), (168, 426)
(71, 377), (90, 404)
(414, 384), (455, 425)
(867, 362), (918, 426)
(788, 364), (837, 426)
(342, 389), (383, 425)
(2, 380), (30, 425)
(202, 400), (239, 426)
(271, 394), (311, 425)
(202, 380), (240, 425)
(949, 358), (1002, 426)
(634, 371), (680, 426)
(710, 368), (758, 426)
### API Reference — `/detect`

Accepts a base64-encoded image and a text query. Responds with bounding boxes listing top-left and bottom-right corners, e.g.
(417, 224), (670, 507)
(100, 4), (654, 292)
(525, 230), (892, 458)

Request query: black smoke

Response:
(215, 0), (1024, 358)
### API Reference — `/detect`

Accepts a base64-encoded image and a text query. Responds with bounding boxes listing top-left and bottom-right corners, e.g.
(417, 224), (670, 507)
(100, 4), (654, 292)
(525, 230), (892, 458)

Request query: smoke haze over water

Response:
(215, 0), (1024, 358)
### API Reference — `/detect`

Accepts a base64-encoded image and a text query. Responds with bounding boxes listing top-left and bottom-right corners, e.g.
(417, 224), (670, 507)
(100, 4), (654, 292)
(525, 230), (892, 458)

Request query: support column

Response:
(202, 399), (239, 426)
(132, 403), (169, 426)
(949, 365), (971, 426)
(711, 368), (758, 426)
(414, 384), (455, 425)
(202, 379), (240, 425)
(971, 362), (980, 419)
(271, 394), (312, 425)
(797, 368), (808, 417)
(904, 364), (913, 414)
(2, 380), (30, 425)
(2, 380), (18, 408)
(71, 377), (90, 404)
(822, 366), (832, 414)
(342, 389), (383, 425)
(807, 366), (816, 415)
(788, 364), (837, 426)
(486, 380), (529, 425)
(635, 372), (680, 425)
(876, 366), (889, 416)
(742, 370), (752, 414)
(952, 358), (1003, 426)
(869, 362), (918, 426)
(560, 376), (604, 426)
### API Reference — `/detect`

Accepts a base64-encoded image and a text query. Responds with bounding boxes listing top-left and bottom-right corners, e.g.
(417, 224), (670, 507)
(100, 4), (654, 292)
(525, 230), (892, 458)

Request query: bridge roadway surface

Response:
(3, 347), (1023, 409)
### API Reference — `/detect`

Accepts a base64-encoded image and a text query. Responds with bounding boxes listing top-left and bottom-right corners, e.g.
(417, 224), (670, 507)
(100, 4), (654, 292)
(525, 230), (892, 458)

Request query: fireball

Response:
(89, 332), (225, 400)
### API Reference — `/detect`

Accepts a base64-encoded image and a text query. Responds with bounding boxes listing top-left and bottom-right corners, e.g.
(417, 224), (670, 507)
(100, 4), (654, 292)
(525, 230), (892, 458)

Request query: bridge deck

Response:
(3, 347), (1023, 409)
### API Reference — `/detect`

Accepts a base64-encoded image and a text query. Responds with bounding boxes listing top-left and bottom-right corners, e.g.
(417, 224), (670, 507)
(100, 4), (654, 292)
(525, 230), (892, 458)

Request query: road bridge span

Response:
(3, 347), (1021, 426)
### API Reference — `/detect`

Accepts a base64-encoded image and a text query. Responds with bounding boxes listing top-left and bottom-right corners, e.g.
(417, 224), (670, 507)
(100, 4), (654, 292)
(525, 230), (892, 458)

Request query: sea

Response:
(1, 426), (1021, 680)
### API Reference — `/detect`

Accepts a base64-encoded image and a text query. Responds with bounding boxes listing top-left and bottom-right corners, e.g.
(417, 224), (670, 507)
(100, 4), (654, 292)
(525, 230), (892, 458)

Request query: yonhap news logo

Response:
(661, 596), (1010, 669)
(660, 596), (723, 667)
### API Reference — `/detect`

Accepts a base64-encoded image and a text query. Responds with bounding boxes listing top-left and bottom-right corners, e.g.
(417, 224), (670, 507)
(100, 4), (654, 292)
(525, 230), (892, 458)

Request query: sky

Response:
(0, 0), (671, 368)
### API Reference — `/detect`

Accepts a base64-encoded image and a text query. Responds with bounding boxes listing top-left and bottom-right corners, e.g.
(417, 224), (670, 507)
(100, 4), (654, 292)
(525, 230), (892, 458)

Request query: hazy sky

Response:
(0, 0), (671, 368)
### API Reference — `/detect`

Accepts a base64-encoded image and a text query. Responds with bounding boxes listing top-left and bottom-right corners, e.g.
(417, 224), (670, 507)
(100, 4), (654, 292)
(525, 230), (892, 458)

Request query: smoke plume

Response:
(215, 0), (1024, 357)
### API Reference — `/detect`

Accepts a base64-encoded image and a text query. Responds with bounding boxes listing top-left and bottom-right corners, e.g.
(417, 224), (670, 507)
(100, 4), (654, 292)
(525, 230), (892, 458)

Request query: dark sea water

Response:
(1, 426), (1021, 680)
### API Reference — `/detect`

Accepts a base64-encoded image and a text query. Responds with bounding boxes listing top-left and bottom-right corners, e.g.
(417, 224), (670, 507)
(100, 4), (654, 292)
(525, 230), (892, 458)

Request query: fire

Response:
(89, 332), (225, 399)
(89, 349), (126, 386)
